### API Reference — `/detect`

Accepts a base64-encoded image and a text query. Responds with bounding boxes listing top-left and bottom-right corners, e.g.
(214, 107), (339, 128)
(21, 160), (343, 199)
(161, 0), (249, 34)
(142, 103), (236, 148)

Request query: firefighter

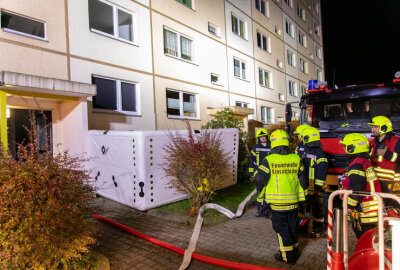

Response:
(339, 133), (381, 239)
(368, 116), (400, 207)
(257, 130), (305, 264)
(301, 127), (328, 238)
(249, 128), (271, 217)
(294, 124), (309, 158)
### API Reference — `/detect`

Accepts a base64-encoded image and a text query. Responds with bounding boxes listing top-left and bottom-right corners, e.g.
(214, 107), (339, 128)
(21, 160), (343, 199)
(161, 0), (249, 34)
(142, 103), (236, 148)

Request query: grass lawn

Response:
(155, 180), (256, 220)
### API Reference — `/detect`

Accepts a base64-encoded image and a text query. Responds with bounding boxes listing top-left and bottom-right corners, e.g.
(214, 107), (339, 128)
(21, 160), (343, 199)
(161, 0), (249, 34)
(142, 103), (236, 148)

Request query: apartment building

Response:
(0, 0), (324, 155)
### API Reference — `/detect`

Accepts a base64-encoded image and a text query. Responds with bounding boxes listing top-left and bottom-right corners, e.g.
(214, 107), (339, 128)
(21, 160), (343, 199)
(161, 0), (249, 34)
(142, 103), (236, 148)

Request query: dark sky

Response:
(321, 0), (400, 87)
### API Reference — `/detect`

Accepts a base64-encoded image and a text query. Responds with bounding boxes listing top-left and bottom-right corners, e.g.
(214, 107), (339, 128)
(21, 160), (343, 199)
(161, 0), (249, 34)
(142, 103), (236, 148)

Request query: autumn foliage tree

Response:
(0, 116), (97, 269)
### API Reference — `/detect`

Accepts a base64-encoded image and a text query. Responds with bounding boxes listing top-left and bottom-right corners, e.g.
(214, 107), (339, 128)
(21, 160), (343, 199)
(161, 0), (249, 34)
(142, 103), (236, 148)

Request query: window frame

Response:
(317, 70), (322, 81)
(231, 13), (247, 39)
(211, 73), (222, 85)
(176, 0), (194, 9)
(301, 85), (307, 96)
(288, 80), (298, 97)
(92, 75), (141, 115)
(299, 58), (308, 74)
(208, 22), (220, 37)
(258, 67), (273, 89)
(285, 19), (294, 38)
(256, 31), (271, 53)
(297, 5), (306, 21)
(236, 101), (249, 108)
(314, 22), (321, 36)
(261, 106), (275, 124)
(287, 49), (296, 67)
(255, 0), (269, 17)
(298, 31), (307, 47)
(315, 45), (322, 59)
(0, 9), (47, 41)
(163, 27), (194, 62)
(89, 0), (135, 44)
(166, 89), (199, 119)
(233, 57), (247, 80)
(284, 0), (292, 8)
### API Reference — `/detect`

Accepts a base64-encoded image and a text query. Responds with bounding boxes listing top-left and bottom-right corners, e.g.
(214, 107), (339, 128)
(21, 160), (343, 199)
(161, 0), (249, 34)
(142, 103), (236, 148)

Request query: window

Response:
(297, 6), (305, 20)
(0, 10), (46, 40)
(285, 19), (294, 37)
(257, 31), (271, 52)
(261, 106), (274, 124)
(284, 0), (292, 8)
(301, 85), (307, 96)
(314, 2), (320, 13)
(208, 23), (220, 37)
(234, 58), (246, 80)
(164, 28), (193, 61)
(211, 73), (221, 85)
(300, 58), (307, 73)
(317, 70), (322, 81)
(279, 93), (285, 102)
(315, 45), (322, 59)
(166, 89), (197, 118)
(89, 0), (134, 42)
(298, 31), (306, 47)
(314, 22), (320, 36)
(288, 80), (298, 97)
(231, 14), (247, 39)
(287, 49), (296, 67)
(92, 76), (139, 114)
(176, 0), (192, 8)
(236, 101), (248, 108)
(258, 68), (272, 88)
(255, 0), (269, 17)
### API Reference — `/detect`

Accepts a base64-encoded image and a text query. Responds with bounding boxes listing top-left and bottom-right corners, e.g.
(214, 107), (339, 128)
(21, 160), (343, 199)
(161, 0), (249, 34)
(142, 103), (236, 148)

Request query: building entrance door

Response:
(7, 109), (52, 158)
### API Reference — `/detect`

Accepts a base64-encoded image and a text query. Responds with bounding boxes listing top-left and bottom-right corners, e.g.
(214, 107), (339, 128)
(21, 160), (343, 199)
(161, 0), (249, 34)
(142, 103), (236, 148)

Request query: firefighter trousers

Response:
(271, 209), (298, 262)
(306, 193), (324, 232)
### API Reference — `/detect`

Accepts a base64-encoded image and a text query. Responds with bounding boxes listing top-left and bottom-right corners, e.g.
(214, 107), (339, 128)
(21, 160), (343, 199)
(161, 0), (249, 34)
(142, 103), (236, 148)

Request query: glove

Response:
(260, 202), (272, 220)
(348, 211), (362, 231)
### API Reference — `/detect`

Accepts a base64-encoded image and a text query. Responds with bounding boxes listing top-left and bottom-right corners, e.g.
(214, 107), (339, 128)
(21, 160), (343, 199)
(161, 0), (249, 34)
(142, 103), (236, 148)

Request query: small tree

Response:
(202, 108), (250, 182)
(0, 116), (97, 269)
(163, 121), (230, 215)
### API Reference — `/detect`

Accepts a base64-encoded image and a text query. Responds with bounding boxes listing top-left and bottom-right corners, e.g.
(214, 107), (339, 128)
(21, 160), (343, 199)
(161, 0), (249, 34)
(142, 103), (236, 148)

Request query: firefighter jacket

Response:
(257, 146), (306, 212)
(370, 132), (400, 196)
(249, 141), (271, 177)
(342, 153), (382, 224)
(301, 141), (328, 193)
(295, 141), (306, 159)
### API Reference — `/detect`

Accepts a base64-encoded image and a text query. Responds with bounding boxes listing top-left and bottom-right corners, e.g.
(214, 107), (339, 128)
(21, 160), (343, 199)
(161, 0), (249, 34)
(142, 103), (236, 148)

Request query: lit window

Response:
(257, 31), (271, 52)
(164, 27), (193, 61)
(1, 10), (46, 40)
(89, 0), (134, 42)
(288, 80), (298, 97)
(261, 106), (275, 124)
(287, 49), (296, 67)
(166, 89), (197, 118)
(231, 14), (247, 39)
(92, 76), (140, 114)
(234, 58), (246, 80)
(258, 68), (272, 88)
(285, 19), (294, 37)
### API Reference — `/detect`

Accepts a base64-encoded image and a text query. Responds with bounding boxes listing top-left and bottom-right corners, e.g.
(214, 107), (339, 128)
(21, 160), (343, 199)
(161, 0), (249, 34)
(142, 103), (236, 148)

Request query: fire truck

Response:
(298, 76), (400, 194)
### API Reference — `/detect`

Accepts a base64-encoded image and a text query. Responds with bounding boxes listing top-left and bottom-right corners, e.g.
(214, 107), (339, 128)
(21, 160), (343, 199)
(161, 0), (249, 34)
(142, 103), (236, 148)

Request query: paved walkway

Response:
(92, 197), (357, 270)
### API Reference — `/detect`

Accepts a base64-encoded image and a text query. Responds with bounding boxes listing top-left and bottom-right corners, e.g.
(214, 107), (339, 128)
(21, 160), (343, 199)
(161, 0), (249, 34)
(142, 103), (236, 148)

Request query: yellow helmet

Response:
(339, 133), (369, 154)
(302, 127), (320, 144)
(368, 116), (393, 135)
(270, 129), (289, 149)
(256, 128), (268, 138)
(294, 124), (309, 135)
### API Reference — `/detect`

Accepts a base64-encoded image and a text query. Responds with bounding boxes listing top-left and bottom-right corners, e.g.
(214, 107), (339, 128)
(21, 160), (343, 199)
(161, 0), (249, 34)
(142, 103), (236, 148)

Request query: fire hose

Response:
(92, 189), (283, 270)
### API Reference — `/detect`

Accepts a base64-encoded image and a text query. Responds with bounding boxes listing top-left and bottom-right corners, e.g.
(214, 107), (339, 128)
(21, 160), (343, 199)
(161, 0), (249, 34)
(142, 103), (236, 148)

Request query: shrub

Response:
(202, 108), (250, 182)
(163, 121), (230, 215)
(0, 117), (97, 269)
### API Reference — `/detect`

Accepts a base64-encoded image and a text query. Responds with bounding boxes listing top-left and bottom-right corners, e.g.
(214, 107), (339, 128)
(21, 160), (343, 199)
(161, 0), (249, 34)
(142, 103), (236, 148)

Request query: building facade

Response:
(0, 0), (324, 155)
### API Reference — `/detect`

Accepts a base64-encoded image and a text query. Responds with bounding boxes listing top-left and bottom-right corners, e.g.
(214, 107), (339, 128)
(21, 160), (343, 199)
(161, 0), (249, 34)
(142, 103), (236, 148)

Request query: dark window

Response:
(177, 0), (192, 8)
(1, 10), (45, 39)
(166, 90), (180, 116)
(89, 0), (114, 36)
(121, 82), (136, 112)
(92, 77), (117, 110)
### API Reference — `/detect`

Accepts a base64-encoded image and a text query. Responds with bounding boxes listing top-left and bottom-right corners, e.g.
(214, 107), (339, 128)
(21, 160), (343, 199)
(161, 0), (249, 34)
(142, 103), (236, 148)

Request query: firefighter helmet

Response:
(270, 129), (289, 149)
(294, 124), (309, 135)
(339, 133), (369, 154)
(368, 116), (393, 135)
(256, 128), (268, 138)
(302, 127), (320, 144)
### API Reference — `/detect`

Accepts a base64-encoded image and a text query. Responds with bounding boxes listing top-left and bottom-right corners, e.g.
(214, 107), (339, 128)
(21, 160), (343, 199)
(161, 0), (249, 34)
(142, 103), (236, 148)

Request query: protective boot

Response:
(310, 221), (323, 238)
(274, 250), (296, 264)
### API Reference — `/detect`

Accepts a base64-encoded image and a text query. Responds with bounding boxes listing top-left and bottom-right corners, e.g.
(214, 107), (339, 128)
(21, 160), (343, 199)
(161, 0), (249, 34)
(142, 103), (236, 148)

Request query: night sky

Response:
(321, 0), (400, 87)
